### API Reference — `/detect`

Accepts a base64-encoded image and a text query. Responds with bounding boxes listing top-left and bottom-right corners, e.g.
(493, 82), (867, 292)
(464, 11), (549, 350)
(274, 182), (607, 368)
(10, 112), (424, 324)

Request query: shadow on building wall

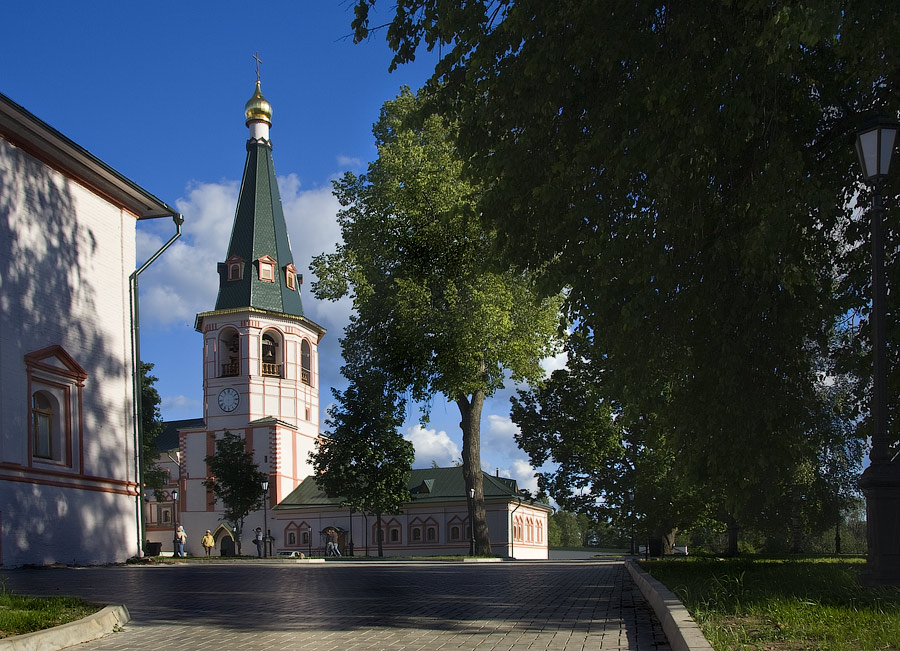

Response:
(0, 139), (138, 565)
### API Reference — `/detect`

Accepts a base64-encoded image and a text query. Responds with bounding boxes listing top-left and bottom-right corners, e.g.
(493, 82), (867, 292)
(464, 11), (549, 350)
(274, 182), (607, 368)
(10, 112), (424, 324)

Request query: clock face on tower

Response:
(217, 388), (240, 413)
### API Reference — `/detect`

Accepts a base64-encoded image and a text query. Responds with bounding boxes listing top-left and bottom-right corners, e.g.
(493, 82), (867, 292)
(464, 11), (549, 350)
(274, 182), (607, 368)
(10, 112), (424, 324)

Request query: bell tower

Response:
(183, 72), (326, 527)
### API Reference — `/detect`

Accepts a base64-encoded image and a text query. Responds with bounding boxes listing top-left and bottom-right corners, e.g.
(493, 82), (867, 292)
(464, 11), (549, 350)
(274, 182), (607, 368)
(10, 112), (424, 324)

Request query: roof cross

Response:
(253, 52), (262, 82)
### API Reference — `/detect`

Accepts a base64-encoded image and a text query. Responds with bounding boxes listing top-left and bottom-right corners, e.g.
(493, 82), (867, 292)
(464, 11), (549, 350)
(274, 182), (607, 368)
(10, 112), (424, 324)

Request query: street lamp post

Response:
(628, 491), (636, 556)
(261, 479), (269, 558)
(468, 488), (476, 556)
(855, 116), (900, 586)
(171, 489), (179, 556)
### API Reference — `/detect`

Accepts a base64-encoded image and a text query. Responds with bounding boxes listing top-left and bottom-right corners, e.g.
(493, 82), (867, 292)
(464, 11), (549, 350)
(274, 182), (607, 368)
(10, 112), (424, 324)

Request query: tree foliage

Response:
(312, 366), (414, 557)
(311, 87), (561, 555)
(139, 362), (167, 499)
(203, 430), (267, 555)
(349, 0), (891, 551)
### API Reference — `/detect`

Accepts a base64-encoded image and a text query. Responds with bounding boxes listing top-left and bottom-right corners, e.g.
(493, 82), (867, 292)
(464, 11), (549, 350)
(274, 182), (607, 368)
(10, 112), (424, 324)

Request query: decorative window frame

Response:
(24, 346), (86, 472)
(421, 517), (438, 542)
(409, 517), (424, 543)
(257, 255), (276, 283)
(158, 503), (174, 525)
(284, 263), (298, 291)
(374, 518), (402, 545)
(448, 515), (465, 541)
(225, 255), (244, 282)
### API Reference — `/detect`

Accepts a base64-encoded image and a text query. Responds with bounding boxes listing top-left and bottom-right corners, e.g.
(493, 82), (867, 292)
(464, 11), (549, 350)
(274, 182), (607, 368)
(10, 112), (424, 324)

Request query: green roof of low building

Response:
(275, 467), (543, 510)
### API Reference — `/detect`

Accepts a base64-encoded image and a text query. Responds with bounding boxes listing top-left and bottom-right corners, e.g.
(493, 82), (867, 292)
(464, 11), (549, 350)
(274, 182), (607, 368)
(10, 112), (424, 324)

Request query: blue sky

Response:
(3, 1), (564, 492)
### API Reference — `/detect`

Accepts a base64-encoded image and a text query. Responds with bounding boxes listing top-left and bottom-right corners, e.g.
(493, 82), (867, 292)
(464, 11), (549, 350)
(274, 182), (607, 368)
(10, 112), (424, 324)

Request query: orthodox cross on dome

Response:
(253, 52), (262, 82)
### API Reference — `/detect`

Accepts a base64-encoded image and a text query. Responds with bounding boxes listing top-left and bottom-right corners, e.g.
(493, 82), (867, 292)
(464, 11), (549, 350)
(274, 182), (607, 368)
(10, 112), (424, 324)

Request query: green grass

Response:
(640, 556), (900, 650)
(0, 585), (101, 639)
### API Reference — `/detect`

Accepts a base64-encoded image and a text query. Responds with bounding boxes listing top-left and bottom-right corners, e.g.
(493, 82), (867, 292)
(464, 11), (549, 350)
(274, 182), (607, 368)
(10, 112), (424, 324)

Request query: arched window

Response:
(288, 532), (296, 545)
(426, 527), (437, 542)
(451, 526), (460, 540)
(301, 340), (311, 385)
(390, 528), (400, 543)
(32, 392), (54, 459)
(412, 527), (422, 541)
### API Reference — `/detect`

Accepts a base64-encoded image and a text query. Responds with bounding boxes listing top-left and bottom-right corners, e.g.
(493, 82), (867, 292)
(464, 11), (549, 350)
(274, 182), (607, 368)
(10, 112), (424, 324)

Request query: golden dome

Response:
(244, 81), (272, 126)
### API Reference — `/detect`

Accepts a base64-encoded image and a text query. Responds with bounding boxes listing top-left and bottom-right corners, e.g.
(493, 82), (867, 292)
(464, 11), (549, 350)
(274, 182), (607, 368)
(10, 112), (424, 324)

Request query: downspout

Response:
(129, 213), (184, 558)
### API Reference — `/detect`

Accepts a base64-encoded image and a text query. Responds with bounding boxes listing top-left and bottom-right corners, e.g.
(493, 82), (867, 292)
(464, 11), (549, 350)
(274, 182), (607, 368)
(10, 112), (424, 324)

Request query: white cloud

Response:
(137, 181), (238, 328)
(510, 460), (540, 494)
(161, 394), (203, 420)
(540, 348), (569, 377)
(482, 413), (524, 459)
(336, 155), (363, 170)
(405, 424), (461, 469)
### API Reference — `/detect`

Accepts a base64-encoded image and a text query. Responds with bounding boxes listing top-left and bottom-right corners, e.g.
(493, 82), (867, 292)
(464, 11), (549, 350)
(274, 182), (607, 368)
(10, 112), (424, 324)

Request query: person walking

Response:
(174, 525), (187, 558)
(254, 527), (264, 558)
(201, 530), (215, 557)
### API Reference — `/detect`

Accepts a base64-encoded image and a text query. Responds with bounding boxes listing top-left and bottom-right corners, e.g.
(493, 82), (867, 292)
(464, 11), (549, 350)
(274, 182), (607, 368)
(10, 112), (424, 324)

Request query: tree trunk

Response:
(725, 514), (739, 557)
(457, 390), (491, 556)
(834, 520), (842, 555)
(790, 484), (803, 554)
(661, 527), (678, 555)
(376, 512), (384, 557)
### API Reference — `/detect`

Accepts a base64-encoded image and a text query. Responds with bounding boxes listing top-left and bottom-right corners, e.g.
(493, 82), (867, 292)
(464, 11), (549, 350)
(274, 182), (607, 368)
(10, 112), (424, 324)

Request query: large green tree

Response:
(311, 87), (561, 555)
(312, 364), (414, 557)
(512, 331), (706, 554)
(349, 1), (893, 546)
(203, 430), (267, 555)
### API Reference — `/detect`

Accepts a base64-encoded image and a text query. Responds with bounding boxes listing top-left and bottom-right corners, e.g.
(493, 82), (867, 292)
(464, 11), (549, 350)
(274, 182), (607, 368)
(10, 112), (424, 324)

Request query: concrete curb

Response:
(625, 560), (713, 651)
(0, 604), (130, 651)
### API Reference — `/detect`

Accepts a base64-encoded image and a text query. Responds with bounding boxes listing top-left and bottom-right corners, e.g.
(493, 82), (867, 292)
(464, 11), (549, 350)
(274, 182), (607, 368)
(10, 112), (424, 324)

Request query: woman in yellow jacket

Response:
(201, 530), (215, 557)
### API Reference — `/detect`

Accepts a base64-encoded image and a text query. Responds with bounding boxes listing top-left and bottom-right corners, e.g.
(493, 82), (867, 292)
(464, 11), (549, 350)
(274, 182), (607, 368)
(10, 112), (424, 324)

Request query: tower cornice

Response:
(195, 306), (326, 341)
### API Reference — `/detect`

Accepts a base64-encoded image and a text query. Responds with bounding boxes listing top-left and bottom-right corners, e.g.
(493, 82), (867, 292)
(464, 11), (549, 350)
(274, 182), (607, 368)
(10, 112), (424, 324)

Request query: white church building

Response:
(0, 92), (181, 567)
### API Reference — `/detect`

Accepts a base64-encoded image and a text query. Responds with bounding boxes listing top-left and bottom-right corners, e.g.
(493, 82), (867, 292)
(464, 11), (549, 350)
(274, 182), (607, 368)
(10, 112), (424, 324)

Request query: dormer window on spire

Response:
(285, 263), (297, 291)
(225, 255), (244, 281)
(257, 255), (276, 282)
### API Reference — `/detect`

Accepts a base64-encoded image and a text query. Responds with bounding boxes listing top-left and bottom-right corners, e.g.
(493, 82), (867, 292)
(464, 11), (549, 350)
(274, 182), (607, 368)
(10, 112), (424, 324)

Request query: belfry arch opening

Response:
(300, 339), (311, 385)
(261, 330), (283, 377)
(219, 329), (240, 377)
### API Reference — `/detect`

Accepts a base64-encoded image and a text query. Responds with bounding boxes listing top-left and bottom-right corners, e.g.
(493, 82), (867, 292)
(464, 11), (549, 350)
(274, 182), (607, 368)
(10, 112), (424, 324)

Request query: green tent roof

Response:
(214, 140), (304, 316)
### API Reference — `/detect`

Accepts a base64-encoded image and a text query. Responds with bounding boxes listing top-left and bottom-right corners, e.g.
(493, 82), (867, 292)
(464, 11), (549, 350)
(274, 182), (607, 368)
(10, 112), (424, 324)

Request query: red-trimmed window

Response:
(257, 255), (276, 282)
(225, 255), (244, 281)
(285, 263), (297, 290)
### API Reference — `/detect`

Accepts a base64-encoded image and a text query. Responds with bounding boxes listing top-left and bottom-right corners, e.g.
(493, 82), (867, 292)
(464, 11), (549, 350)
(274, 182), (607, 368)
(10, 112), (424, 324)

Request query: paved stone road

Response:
(1, 559), (670, 650)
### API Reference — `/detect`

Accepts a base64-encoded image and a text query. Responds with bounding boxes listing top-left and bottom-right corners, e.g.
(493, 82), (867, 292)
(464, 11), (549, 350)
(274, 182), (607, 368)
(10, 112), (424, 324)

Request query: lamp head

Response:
(856, 115), (899, 182)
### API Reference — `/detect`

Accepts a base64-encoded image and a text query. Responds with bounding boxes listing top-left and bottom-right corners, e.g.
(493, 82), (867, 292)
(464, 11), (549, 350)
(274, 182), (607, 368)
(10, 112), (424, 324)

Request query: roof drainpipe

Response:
(129, 213), (184, 558)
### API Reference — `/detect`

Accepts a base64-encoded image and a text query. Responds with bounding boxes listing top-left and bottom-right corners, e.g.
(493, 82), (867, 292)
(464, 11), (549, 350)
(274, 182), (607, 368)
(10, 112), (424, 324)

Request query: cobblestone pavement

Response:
(1, 559), (670, 650)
